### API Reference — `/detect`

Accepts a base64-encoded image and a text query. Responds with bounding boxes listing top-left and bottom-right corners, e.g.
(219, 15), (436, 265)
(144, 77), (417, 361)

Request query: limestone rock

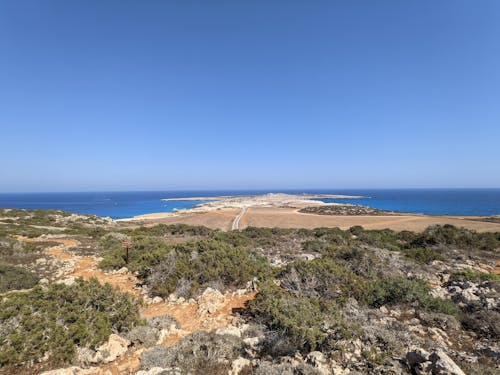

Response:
(56, 276), (76, 286)
(243, 336), (262, 350)
(230, 357), (251, 375)
(305, 351), (330, 375)
(116, 267), (128, 275)
(77, 347), (103, 364)
(98, 334), (130, 363)
(406, 347), (465, 375)
(41, 366), (110, 375)
(429, 350), (466, 375)
(406, 347), (431, 367)
(215, 326), (243, 338)
(135, 368), (168, 375)
(152, 296), (163, 304)
(197, 287), (225, 315)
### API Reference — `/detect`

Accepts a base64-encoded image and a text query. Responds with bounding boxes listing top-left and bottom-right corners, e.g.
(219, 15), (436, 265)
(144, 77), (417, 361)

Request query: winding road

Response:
(231, 207), (247, 230)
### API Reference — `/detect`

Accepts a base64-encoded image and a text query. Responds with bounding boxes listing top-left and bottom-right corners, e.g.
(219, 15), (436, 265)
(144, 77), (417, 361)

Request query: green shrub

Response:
(404, 247), (444, 264)
(302, 240), (336, 253)
(250, 282), (358, 353)
(99, 235), (171, 274)
(411, 225), (500, 251)
(0, 278), (141, 368)
(129, 224), (214, 237)
(368, 277), (459, 315)
(312, 227), (352, 245)
(449, 269), (500, 283)
(0, 264), (39, 292)
(148, 239), (271, 297)
(280, 257), (370, 303)
(321, 245), (381, 278)
(64, 225), (108, 238)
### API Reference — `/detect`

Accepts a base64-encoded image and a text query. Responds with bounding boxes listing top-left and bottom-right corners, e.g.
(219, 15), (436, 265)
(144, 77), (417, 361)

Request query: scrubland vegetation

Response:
(0, 208), (499, 374)
(0, 279), (141, 371)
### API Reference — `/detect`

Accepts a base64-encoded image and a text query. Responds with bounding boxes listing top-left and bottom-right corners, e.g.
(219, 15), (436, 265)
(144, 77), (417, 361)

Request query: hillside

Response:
(0, 208), (499, 374)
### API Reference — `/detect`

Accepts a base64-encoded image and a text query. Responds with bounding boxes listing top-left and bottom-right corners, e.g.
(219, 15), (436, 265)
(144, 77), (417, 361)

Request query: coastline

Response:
(116, 193), (500, 233)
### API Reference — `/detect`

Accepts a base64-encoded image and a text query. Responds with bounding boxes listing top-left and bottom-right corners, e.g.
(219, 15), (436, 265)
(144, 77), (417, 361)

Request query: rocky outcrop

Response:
(406, 347), (466, 375)
(41, 366), (110, 375)
(77, 334), (130, 365)
(305, 351), (330, 375)
(229, 357), (251, 375)
(135, 368), (170, 375)
(446, 280), (498, 310)
(196, 287), (225, 315)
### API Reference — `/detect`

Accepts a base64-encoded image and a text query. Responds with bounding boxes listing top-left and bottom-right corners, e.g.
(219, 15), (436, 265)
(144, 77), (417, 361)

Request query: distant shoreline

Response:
(162, 193), (366, 201)
(2, 190), (499, 219)
(117, 194), (500, 234)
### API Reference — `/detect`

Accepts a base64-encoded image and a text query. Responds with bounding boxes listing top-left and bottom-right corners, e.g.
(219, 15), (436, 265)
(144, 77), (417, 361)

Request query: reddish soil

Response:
(16, 236), (257, 374)
(142, 291), (256, 346)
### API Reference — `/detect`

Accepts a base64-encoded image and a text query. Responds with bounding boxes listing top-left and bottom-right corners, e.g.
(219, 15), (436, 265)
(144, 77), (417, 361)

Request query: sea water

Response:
(0, 189), (499, 219)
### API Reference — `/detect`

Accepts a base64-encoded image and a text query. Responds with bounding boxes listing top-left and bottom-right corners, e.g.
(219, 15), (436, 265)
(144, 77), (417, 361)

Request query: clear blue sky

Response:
(1, 1), (499, 192)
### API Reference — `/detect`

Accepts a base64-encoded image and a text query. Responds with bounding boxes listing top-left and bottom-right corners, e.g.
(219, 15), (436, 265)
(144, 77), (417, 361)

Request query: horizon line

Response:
(2, 187), (500, 194)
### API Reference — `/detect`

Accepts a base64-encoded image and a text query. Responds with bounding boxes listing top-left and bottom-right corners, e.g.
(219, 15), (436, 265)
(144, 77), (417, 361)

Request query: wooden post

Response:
(121, 240), (133, 266)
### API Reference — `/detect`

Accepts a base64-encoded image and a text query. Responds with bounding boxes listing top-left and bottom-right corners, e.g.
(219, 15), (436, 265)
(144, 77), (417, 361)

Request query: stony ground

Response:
(1, 209), (499, 375)
(14, 236), (256, 375)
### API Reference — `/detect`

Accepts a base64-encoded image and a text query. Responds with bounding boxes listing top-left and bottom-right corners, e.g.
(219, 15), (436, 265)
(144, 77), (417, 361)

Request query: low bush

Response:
(98, 235), (171, 274)
(403, 247), (444, 264)
(125, 326), (158, 347)
(250, 361), (321, 375)
(321, 245), (381, 278)
(449, 269), (500, 283)
(349, 227), (405, 252)
(63, 225), (108, 238)
(367, 277), (459, 315)
(140, 332), (242, 374)
(0, 264), (39, 292)
(461, 310), (500, 339)
(129, 223), (214, 237)
(148, 239), (271, 297)
(250, 282), (359, 353)
(280, 257), (369, 303)
(147, 315), (180, 331)
(0, 278), (142, 368)
(411, 224), (500, 251)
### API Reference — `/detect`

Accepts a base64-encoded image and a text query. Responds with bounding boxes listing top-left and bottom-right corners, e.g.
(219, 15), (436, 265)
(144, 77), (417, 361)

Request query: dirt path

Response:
(18, 236), (141, 295)
(17, 236), (256, 374)
(231, 207), (247, 230)
(142, 291), (256, 346)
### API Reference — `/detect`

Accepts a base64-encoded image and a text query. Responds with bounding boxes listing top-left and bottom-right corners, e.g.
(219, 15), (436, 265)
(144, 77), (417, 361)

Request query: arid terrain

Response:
(122, 193), (500, 233)
(1, 206), (499, 375)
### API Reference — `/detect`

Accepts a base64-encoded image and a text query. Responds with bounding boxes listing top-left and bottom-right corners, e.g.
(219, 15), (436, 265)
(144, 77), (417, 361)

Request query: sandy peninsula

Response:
(117, 193), (500, 233)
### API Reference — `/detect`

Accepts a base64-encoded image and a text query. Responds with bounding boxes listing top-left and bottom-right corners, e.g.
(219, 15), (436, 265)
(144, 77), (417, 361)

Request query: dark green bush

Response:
(250, 282), (358, 353)
(0, 278), (141, 367)
(99, 235), (171, 273)
(280, 257), (369, 303)
(403, 247), (444, 264)
(368, 277), (459, 315)
(0, 264), (39, 292)
(411, 225), (500, 251)
(351, 228), (404, 252)
(129, 224), (214, 237)
(148, 239), (271, 297)
(449, 269), (500, 283)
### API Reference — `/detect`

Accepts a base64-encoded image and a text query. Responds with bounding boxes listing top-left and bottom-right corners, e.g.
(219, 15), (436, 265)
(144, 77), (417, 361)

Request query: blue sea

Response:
(0, 189), (499, 219)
